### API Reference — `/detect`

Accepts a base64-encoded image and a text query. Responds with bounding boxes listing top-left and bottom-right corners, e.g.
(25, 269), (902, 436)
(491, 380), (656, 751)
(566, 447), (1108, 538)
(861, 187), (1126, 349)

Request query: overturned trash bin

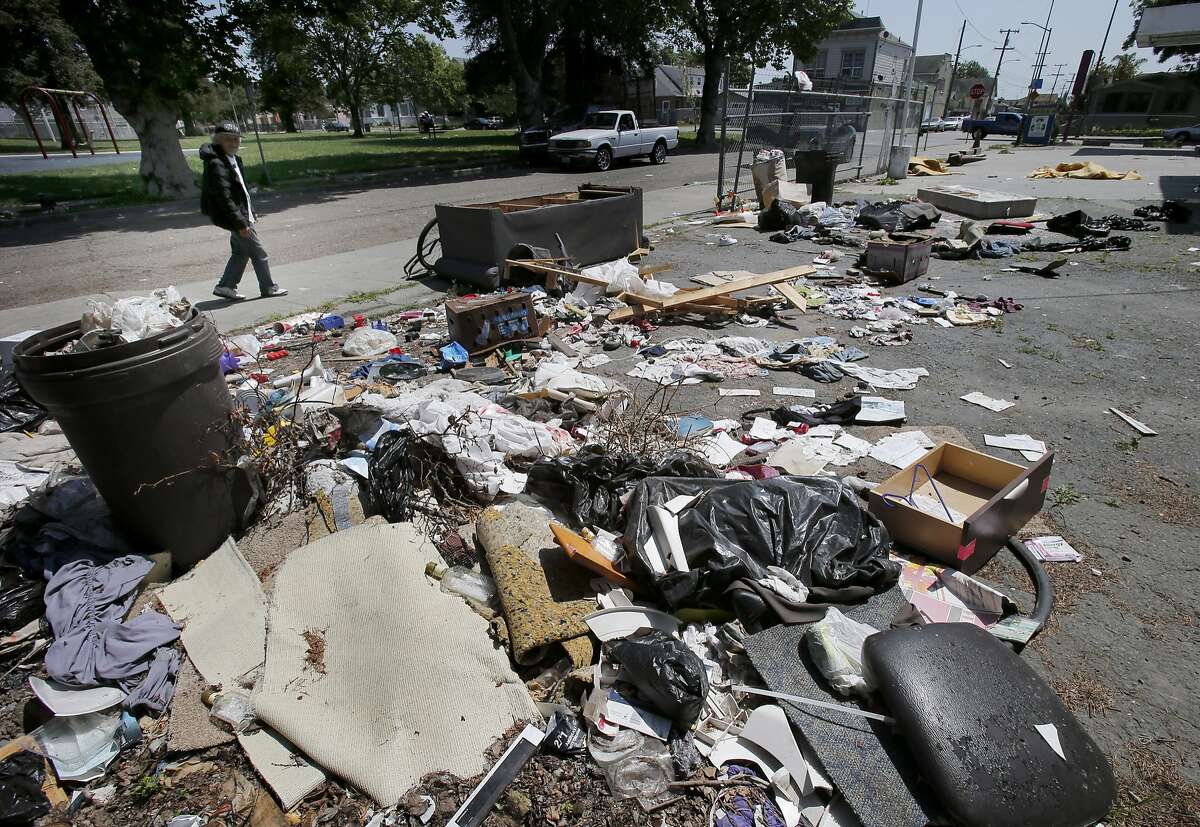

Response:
(14, 311), (245, 569)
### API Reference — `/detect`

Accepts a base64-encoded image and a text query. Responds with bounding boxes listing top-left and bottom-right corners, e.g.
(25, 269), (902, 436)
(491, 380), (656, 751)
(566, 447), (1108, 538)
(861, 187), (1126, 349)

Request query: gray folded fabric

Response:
(44, 554), (181, 713)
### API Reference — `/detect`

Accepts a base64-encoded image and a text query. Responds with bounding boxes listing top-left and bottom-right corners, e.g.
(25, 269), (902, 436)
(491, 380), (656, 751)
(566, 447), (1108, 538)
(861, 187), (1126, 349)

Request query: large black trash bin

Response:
(793, 150), (838, 205)
(14, 311), (244, 570)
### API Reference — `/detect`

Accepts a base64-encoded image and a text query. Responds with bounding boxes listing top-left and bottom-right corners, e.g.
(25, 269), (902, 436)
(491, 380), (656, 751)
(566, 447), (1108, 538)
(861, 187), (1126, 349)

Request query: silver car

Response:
(1163, 123), (1199, 146)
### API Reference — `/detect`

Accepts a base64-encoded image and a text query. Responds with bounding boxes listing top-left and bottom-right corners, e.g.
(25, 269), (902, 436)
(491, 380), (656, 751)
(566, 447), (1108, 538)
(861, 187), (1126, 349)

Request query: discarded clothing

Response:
(1046, 210), (1110, 239)
(908, 157), (951, 176)
(624, 476), (899, 611)
(856, 201), (940, 233)
(1028, 161), (1142, 181)
(1023, 235), (1131, 253)
(772, 396), (862, 427)
(43, 555), (181, 714)
(974, 239), (1018, 258)
(769, 224), (816, 244)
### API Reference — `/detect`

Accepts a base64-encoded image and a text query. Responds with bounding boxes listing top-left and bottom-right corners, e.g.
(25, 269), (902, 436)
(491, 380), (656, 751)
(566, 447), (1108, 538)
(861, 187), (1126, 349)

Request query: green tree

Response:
(373, 36), (466, 118)
(955, 59), (991, 79)
(58, 0), (244, 198)
(299, 0), (452, 137)
(1091, 52), (1147, 85)
(251, 13), (326, 132)
(1127, 0), (1200, 70)
(663, 0), (855, 146)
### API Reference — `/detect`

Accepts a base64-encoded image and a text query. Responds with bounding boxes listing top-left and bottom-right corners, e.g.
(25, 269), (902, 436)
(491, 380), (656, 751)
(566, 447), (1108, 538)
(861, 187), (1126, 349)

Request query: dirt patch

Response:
(1117, 462), (1200, 528)
(302, 627), (328, 675)
(1109, 739), (1200, 827)
(1050, 671), (1117, 719)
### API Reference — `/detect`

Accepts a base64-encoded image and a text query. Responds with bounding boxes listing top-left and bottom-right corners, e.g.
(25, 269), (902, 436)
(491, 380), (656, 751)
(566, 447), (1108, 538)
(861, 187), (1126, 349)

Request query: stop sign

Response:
(969, 83), (986, 99)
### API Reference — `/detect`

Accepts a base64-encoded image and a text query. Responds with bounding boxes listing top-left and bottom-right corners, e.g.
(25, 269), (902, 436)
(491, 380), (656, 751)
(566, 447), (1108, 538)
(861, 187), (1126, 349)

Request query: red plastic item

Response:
(353, 314), (366, 328)
(265, 350), (289, 361)
(388, 347), (405, 354)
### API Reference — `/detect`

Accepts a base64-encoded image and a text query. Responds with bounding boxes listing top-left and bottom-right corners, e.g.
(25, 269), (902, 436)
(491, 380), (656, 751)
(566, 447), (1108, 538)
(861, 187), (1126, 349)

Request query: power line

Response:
(951, 0), (998, 44)
(985, 28), (1020, 113)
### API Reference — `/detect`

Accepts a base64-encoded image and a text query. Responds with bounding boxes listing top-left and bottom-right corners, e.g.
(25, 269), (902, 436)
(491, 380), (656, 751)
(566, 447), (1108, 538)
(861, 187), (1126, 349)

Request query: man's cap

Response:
(214, 121), (241, 136)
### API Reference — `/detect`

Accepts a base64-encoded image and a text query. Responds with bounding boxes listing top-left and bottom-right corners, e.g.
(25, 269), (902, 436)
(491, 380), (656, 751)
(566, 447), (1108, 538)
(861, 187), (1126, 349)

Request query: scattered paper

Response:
(718, 388), (761, 397)
(1034, 723), (1066, 761)
(580, 353), (611, 369)
(984, 433), (1046, 461)
(773, 386), (816, 398)
(932, 317), (953, 328)
(961, 392), (1015, 412)
(605, 690), (672, 741)
(1026, 536), (1082, 562)
(998, 359), (1013, 369)
(857, 396), (906, 424)
(749, 417), (788, 441)
(696, 431), (746, 466)
(834, 433), (872, 454)
(767, 441), (828, 476)
(1109, 407), (1156, 436)
(869, 431), (935, 468)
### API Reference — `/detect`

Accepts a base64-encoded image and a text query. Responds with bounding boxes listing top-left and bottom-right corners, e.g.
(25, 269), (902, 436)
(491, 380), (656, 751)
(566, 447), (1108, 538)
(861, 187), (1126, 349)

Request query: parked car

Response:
(548, 110), (679, 171)
(518, 109), (587, 163)
(941, 115), (965, 131)
(1163, 123), (1199, 146)
(920, 117), (944, 134)
(961, 112), (1027, 140)
(464, 116), (503, 130)
(322, 120), (350, 132)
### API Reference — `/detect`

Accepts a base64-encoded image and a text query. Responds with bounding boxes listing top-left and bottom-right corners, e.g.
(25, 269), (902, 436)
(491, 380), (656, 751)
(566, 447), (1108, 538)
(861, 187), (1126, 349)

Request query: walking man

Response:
(201, 122), (287, 301)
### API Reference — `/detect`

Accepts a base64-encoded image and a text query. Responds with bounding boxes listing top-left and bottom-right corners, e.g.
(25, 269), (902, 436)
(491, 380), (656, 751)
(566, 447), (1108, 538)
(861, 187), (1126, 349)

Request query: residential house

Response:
(913, 54), (953, 117)
(1082, 71), (1199, 131)
(792, 16), (914, 97)
(625, 65), (714, 125)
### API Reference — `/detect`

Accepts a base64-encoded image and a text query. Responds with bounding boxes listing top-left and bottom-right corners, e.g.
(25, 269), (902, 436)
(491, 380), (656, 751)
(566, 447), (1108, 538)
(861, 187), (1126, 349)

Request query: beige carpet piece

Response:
(160, 538), (265, 688)
(253, 521), (539, 806)
(167, 658), (235, 753)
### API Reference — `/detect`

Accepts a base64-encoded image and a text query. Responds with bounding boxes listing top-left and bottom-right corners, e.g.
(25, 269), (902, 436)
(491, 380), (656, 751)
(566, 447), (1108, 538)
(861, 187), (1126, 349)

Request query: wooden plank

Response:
(772, 282), (808, 314)
(657, 265), (815, 309)
(502, 259), (609, 286)
(691, 273), (730, 287)
(497, 202), (541, 212)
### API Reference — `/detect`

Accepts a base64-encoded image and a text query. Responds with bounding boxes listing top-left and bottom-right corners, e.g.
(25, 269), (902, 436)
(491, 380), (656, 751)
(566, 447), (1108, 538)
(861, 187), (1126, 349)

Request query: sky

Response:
(424, 0), (1178, 98)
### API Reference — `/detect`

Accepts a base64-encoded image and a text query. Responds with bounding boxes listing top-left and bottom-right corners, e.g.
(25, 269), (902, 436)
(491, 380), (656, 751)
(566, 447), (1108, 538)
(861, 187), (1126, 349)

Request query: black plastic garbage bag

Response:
(607, 630), (709, 726)
(0, 365), (45, 433)
(624, 476), (898, 610)
(856, 201), (940, 233)
(0, 575), (45, 635)
(526, 444), (720, 531)
(0, 751), (49, 826)
(757, 199), (804, 232)
(771, 396), (862, 427)
(1046, 210), (1109, 239)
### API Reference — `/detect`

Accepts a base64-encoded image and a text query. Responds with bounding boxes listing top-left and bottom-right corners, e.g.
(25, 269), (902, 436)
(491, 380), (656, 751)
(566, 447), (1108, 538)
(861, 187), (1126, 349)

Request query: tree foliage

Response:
(1091, 52), (1148, 85)
(372, 36), (466, 115)
(250, 12), (327, 131)
(58, 0), (244, 197)
(955, 59), (991, 79)
(0, 0), (102, 107)
(1126, 0), (1200, 70)
(662, 0), (855, 145)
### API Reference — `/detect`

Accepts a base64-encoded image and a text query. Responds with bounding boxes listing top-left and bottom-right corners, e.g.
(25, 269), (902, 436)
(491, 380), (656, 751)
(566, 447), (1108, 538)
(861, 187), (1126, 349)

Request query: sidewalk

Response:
(0, 182), (718, 335)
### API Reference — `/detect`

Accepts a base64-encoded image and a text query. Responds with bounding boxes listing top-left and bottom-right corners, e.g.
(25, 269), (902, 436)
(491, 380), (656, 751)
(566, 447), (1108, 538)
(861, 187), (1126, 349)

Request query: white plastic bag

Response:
(805, 607), (877, 697)
(342, 327), (397, 357)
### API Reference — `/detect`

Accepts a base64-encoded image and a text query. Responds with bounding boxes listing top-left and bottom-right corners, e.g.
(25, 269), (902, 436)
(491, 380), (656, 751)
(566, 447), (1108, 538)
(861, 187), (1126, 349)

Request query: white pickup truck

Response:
(548, 110), (680, 171)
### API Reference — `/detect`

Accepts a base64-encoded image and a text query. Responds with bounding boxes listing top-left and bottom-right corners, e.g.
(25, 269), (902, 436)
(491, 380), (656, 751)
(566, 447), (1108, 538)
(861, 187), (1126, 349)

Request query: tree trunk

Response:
(695, 47), (726, 147)
(124, 101), (196, 198)
(181, 111), (201, 137)
(348, 89), (364, 137)
(279, 105), (298, 132)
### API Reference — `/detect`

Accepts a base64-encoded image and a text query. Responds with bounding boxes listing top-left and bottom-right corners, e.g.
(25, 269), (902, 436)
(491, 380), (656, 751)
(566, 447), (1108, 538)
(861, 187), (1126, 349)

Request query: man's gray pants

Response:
(218, 228), (274, 292)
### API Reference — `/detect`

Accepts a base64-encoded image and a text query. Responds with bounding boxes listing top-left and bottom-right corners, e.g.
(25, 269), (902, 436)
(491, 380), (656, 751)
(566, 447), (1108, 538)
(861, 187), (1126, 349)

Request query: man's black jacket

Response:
(200, 143), (251, 232)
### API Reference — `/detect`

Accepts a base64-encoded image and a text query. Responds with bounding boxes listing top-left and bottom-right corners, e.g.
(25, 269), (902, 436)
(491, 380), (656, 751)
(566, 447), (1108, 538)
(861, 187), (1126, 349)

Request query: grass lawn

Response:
(0, 129), (519, 209)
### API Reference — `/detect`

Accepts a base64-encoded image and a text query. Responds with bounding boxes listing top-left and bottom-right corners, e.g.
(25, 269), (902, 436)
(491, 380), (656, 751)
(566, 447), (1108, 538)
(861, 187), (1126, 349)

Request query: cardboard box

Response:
(445, 292), (539, 354)
(864, 235), (933, 284)
(868, 443), (1053, 574)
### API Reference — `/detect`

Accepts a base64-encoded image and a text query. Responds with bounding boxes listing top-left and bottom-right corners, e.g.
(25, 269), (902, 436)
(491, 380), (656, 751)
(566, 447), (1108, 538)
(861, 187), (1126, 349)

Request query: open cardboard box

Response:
(868, 442), (1053, 574)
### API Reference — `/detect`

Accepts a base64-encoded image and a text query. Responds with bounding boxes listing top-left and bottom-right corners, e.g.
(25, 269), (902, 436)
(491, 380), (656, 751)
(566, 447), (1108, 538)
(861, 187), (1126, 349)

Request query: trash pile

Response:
(0, 169), (1144, 827)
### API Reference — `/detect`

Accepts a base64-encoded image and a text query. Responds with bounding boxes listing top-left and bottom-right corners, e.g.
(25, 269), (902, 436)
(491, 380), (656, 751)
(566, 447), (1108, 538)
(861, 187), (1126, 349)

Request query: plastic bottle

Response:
(439, 567), (498, 605)
(208, 688), (255, 733)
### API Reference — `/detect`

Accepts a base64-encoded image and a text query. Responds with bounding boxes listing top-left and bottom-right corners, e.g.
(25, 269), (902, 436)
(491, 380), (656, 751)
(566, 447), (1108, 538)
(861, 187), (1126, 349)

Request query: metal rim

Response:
(596, 148), (611, 170)
(653, 142), (666, 163)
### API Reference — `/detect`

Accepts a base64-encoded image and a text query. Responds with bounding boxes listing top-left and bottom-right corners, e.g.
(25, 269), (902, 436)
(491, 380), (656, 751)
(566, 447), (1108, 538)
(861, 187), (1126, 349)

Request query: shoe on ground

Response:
(213, 285), (246, 301)
(261, 285), (288, 297)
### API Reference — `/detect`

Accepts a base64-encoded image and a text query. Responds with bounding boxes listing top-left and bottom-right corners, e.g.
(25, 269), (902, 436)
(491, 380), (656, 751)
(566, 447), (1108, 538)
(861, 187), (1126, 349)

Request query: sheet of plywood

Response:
(657, 265), (814, 309)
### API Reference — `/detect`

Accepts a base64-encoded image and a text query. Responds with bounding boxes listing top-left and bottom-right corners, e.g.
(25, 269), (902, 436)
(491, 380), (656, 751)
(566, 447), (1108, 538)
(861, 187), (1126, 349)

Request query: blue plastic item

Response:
(440, 342), (469, 369)
(317, 315), (345, 331)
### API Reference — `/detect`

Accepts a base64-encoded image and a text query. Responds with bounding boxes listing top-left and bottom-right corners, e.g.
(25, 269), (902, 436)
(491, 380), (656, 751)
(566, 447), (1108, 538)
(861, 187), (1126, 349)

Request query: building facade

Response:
(792, 16), (915, 97)
(913, 54), (953, 117)
(1082, 71), (1199, 132)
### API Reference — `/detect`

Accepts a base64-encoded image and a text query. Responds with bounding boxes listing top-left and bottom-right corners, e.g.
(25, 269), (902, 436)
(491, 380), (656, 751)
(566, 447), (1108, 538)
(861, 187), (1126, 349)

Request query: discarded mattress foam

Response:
(253, 521), (539, 806)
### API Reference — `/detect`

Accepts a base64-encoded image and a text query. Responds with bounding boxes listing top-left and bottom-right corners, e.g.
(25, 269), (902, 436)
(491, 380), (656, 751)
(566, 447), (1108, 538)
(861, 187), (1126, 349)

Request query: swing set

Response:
(17, 86), (122, 160)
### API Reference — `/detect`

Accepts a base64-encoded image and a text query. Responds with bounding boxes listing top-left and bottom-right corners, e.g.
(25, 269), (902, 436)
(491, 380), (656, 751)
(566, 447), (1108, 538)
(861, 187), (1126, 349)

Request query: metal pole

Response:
(944, 20), (966, 119)
(897, 0), (923, 149)
(987, 30), (1019, 115)
(245, 85), (271, 185)
(731, 66), (755, 198)
(717, 57), (731, 204)
(1090, 0), (1120, 91)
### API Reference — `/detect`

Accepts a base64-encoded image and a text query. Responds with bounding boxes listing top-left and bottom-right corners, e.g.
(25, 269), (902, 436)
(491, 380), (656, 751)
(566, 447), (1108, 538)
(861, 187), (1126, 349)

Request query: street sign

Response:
(969, 83), (986, 99)
(1029, 90), (1039, 99)
(1071, 50), (1094, 99)
(1031, 78), (1043, 90)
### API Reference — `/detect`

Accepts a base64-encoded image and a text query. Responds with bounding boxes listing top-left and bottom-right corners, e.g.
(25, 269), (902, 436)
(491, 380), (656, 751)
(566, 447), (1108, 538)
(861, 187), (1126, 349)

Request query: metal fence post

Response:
(717, 58), (730, 204)
(731, 73), (756, 198)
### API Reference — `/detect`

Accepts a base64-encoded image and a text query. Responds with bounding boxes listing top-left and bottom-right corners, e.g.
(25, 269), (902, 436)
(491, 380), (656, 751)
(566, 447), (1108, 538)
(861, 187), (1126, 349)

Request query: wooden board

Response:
(691, 273), (731, 287)
(772, 282), (808, 313)
(657, 265), (815, 309)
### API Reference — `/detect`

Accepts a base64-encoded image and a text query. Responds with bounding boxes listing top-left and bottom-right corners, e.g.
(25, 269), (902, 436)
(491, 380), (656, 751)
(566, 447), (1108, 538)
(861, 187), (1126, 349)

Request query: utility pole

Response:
(1090, 0), (1121, 91)
(1048, 63), (1069, 100)
(944, 20), (966, 119)
(986, 29), (1020, 115)
(897, 0), (924, 150)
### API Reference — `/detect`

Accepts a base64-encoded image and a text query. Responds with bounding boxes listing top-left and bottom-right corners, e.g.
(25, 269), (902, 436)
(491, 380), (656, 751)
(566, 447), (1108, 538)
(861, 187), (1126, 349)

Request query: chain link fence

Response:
(717, 83), (926, 202)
